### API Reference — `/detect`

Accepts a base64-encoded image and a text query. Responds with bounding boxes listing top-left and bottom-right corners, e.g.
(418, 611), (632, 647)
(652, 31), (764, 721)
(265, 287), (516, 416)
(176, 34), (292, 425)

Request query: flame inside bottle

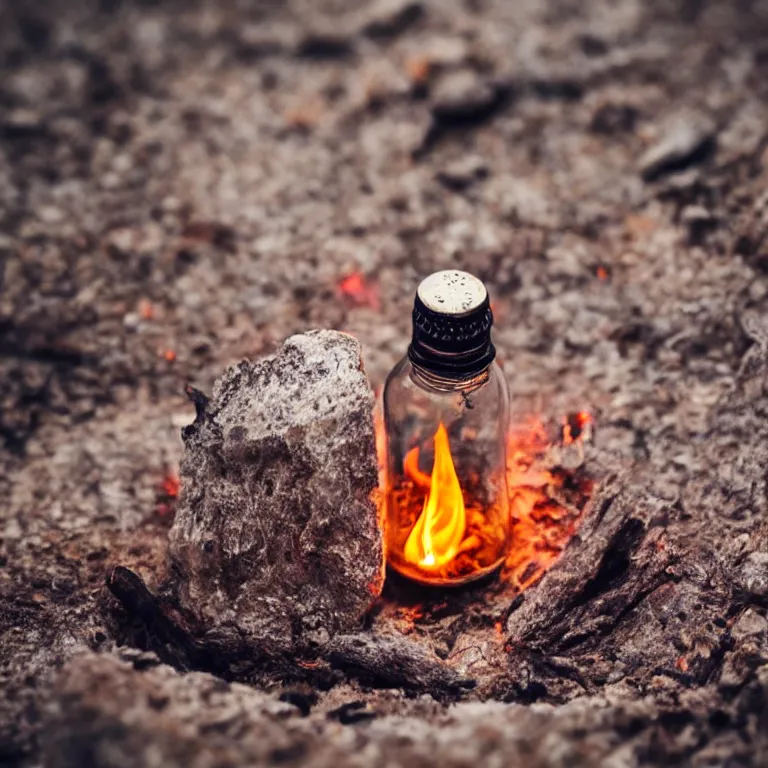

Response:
(403, 422), (467, 571)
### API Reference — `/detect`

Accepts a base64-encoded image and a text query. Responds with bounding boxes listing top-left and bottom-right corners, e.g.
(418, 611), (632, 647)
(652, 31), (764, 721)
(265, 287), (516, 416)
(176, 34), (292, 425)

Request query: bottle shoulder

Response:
(488, 360), (509, 396)
(384, 356), (412, 384)
(382, 356), (414, 405)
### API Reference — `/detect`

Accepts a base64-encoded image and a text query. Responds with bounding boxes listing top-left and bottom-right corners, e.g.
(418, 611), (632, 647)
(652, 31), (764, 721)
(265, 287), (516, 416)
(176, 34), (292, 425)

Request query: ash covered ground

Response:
(2, 0), (768, 765)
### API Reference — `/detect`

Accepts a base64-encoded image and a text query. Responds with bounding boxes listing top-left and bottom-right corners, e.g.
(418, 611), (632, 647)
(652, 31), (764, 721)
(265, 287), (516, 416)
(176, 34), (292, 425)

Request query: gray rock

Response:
(681, 204), (713, 225)
(419, 36), (469, 68)
(436, 154), (489, 191)
(737, 551), (768, 598)
(639, 111), (716, 181)
(168, 331), (384, 650)
(431, 70), (503, 124)
(360, 0), (424, 39)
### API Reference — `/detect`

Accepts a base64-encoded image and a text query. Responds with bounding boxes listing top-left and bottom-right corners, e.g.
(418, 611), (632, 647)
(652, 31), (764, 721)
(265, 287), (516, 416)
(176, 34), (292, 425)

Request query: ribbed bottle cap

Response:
(408, 270), (496, 378)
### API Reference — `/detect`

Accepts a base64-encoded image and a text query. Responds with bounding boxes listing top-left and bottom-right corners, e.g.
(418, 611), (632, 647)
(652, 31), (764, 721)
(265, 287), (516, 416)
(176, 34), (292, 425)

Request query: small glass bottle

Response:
(383, 270), (510, 586)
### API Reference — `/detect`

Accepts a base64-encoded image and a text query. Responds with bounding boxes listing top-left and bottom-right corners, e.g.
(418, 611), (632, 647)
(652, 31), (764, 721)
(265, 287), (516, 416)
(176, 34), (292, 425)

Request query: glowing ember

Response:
(161, 473), (180, 498)
(405, 54), (431, 84)
(138, 298), (154, 320)
(156, 472), (181, 518)
(563, 411), (592, 445)
(503, 414), (592, 592)
(337, 272), (380, 310)
(404, 423), (467, 571)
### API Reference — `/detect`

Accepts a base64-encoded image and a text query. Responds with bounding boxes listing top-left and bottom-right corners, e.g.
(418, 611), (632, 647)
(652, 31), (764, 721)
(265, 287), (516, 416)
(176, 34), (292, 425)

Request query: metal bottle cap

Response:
(408, 270), (496, 378)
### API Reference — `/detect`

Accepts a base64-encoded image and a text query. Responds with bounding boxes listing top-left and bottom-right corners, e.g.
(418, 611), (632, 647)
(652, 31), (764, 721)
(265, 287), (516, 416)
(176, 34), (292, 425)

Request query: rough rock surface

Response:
(168, 330), (383, 649)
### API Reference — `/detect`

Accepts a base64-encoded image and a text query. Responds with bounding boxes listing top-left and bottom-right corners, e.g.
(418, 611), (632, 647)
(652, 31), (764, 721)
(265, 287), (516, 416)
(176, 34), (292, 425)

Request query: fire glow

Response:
(378, 412), (592, 589)
(337, 272), (380, 310)
(504, 414), (592, 592)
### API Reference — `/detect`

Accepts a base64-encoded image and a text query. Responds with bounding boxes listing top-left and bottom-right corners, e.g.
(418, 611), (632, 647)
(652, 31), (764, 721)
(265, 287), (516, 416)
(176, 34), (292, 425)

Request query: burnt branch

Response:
(326, 633), (475, 696)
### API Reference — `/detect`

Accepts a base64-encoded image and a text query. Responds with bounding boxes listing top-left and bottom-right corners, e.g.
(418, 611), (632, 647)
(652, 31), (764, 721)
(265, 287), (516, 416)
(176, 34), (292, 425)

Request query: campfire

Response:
(91, 295), (599, 768)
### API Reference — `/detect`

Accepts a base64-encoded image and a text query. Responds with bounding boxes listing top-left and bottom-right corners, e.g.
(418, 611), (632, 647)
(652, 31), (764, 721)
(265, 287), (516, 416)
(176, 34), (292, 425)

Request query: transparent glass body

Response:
(382, 357), (510, 586)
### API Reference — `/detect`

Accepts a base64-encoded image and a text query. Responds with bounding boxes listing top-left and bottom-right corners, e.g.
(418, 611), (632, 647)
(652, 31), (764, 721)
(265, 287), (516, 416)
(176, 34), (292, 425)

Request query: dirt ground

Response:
(3, 0), (768, 765)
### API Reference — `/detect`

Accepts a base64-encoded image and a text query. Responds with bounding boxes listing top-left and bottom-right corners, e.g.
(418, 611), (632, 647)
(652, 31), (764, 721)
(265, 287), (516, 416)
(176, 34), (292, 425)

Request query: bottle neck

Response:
(410, 361), (491, 394)
(408, 338), (496, 380)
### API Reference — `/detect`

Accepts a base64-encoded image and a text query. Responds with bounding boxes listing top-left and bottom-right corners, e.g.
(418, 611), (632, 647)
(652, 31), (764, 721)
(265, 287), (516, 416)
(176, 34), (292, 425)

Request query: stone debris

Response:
(639, 110), (716, 181)
(435, 154), (489, 191)
(46, 650), (728, 768)
(430, 70), (505, 125)
(360, 0), (424, 39)
(738, 552), (768, 598)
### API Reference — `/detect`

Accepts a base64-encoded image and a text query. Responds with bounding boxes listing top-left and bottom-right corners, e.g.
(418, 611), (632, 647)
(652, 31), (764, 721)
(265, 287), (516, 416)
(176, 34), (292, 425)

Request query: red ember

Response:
(405, 54), (431, 84)
(338, 272), (380, 310)
(161, 473), (180, 498)
(155, 472), (181, 519)
(138, 298), (154, 320)
(504, 416), (592, 592)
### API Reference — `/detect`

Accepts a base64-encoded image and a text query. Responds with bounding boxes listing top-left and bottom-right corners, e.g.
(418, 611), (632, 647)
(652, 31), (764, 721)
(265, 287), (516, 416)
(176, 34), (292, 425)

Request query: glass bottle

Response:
(383, 270), (510, 586)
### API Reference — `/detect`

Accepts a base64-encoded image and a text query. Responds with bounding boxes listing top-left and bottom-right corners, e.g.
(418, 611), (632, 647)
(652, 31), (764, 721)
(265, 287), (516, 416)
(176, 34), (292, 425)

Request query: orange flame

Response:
(404, 423), (467, 571)
(403, 445), (430, 488)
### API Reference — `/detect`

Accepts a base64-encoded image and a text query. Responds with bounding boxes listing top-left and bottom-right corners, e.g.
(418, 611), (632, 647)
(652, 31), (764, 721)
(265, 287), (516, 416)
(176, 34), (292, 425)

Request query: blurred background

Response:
(6, 2), (768, 763)
(1, 0), (767, 529)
